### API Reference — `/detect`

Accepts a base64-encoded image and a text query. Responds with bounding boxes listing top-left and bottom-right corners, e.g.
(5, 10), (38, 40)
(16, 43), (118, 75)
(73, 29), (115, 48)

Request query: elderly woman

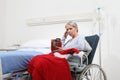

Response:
(54, 21), (92, 58)
(28, 21), (92, 80)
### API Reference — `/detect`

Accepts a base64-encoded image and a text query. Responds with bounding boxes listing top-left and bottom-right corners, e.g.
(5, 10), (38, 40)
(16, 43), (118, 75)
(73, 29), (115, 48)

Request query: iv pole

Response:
(97, 7), (102, 67)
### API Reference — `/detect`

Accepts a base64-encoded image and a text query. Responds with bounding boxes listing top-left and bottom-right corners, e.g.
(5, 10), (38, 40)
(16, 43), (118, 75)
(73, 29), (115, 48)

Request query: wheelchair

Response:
(67, 34), (107, 80)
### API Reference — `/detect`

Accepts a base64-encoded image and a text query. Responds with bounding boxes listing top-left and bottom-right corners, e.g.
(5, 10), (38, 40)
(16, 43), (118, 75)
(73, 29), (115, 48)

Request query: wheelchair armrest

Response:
(80, 52), (88, 65)
(73, 51), (88, 65)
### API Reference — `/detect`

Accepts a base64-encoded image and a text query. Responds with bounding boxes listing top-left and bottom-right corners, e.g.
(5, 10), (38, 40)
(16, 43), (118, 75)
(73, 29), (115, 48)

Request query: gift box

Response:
(51, 38), (62, 52)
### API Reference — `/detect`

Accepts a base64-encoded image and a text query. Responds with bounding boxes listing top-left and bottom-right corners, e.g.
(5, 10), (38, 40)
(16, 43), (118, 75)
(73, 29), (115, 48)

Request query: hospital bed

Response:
(0, 41), (51, 80)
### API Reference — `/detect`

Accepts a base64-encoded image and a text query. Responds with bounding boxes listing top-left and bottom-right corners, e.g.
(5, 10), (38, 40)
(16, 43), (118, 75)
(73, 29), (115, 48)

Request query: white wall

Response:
(0, 0), (7, 48)
(3, 0), (97, 47)
(1, 0), (120, 80)
(95, 0), (120, 80)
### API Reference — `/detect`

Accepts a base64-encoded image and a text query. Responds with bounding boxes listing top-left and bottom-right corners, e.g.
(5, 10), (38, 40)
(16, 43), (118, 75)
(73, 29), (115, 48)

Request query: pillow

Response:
(20, 39), (51, 49)
(18, 48), (51, 54)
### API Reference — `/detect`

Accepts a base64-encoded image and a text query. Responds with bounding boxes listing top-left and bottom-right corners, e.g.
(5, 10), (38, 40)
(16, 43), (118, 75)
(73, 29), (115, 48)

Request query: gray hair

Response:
(65, 21), (78, 32)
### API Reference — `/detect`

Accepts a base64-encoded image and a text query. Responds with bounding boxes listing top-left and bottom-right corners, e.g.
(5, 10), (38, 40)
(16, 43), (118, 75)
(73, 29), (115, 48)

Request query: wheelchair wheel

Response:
(78, 64), (107, 80)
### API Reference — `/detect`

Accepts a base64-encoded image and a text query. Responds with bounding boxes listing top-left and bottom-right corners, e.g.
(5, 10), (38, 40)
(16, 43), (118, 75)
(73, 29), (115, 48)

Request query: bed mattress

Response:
(0, 51), (43, 74)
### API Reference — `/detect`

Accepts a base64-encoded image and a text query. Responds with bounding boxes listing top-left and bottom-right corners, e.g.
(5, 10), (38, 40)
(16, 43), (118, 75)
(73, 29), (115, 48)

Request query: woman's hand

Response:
(64, 31), (68, 38)
(54, 47), (63, 52)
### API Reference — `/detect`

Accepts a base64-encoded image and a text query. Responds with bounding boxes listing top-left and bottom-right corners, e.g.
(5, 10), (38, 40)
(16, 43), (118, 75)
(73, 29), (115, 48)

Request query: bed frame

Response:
(0, 12), (99, 80)
(0, 58), (11, 80)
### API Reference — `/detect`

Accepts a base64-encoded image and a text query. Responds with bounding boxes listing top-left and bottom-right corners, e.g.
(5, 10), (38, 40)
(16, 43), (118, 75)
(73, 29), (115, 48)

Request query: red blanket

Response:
(28, 48), (79, 80)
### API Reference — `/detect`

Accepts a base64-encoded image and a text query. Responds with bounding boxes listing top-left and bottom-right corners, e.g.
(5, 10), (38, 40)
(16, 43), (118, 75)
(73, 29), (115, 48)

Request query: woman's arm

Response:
(73, 35), (92, 56)
(61, 31), (68, 47)
(83, 40), (92, 56)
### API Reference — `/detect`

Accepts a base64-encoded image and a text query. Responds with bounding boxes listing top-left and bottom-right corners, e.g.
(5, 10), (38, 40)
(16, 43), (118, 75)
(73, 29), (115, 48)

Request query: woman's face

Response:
(65, 24), (78, 38)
